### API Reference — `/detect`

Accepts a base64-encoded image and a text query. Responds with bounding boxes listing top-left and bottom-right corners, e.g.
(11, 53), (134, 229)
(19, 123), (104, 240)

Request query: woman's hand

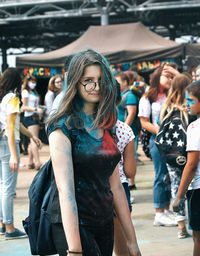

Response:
(32, 136), (43, 149)
(127, 241), (142, 256)
(9, 154), (18, 172)
(172, 196), (182, 212)
(162, 65), (179, 78)
(37, 107), (44, 120)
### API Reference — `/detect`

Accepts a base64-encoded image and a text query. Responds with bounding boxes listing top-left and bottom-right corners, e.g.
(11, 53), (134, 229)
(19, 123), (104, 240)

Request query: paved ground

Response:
(0, 144), (193, 256)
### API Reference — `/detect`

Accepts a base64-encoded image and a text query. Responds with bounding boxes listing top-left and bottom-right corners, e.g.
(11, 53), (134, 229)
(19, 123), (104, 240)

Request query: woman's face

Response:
(78, 64), (101, 104)
(54, 77), (63, 90)
(28, 79), (37, 90)
(186, 92), (200, 116)
(115, 76), (127, 92)
(159, 72), (173, 90)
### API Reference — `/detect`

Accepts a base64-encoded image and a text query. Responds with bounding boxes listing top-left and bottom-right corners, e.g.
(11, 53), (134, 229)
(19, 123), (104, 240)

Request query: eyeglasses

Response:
(79, 81), (100, 92)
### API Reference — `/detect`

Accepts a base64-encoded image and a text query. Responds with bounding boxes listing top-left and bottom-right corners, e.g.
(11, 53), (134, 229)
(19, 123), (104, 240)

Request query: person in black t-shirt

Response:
(47, 49), (141, 256)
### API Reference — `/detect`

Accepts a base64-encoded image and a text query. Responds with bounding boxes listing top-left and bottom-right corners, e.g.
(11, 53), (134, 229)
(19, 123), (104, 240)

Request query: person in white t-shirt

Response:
(0, 68), (42, 239)
(138, 63), (179, 227)
(173, 81), (200, 256)
(21, 75), (43, 170)
(44, 75), (63, 118)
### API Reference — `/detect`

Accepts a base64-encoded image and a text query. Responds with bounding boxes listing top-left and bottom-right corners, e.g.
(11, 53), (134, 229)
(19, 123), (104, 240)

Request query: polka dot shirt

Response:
(116, 120), (135, 184)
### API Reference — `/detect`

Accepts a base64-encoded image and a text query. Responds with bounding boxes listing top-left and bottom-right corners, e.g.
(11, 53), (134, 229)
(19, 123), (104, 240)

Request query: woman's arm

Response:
(110, 166), (141, 256)
(140, 117), (159, 134)
(125, 105), (137, 126)
(173, 151), (199, 211)
(20, 123), (42, 149)
(49, 129), (82, 253)
(123, 139), (136, 178)
(7, 113), (18, 172)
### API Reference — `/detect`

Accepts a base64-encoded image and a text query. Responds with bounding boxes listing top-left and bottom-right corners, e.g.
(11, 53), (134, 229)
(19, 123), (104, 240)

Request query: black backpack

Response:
(23, 159), (57, 255)
(155, 110), (187, 169)
(23, 125), (78, 255)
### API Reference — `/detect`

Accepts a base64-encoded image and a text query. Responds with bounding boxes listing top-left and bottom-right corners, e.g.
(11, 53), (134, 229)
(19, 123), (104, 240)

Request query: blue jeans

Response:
(0, 137), (20, 224)
(149, 135), (171, 209)
(134, 135), (138, 160)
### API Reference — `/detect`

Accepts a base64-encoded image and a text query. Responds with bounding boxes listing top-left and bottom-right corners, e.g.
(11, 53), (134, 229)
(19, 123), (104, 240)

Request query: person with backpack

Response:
(115, 72), (140, 190)
(158, 74), (193, 238)
(47, 49), (141, 256)
(173, 81), (200, 255)
(0, 68), (42, 240)
(138, 63), (179, 227)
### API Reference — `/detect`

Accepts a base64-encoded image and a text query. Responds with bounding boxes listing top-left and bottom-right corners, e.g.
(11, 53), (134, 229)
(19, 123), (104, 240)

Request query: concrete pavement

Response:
(0, 145), (193, 256)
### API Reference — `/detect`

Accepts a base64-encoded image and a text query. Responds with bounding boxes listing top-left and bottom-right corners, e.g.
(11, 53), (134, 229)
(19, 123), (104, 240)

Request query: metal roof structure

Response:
(1, 0), (200, 70)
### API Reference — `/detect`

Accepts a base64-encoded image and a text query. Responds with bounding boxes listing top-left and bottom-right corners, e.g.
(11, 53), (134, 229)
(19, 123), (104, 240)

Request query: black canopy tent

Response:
(16, 22), (183, 68)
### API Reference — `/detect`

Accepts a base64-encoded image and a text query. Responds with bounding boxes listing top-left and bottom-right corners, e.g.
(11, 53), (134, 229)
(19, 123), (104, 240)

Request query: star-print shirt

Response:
(116, 120), (135, 184)
(186, 118), (200, 190)
(48, 116), (121, 226)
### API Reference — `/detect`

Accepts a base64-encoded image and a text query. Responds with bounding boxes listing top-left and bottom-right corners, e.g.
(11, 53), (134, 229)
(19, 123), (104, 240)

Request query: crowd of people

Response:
(0, 48), (199, 256)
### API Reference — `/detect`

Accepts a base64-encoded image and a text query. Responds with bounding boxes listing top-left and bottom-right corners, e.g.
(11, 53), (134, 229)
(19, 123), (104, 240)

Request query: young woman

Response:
(44, 75), (63, 118)
(138, 63), (179, 227)
(0, 68), (42, 239)
(115, 72), (139, 191)
(47, 49), (141, 256)
(173, 81), (200, 255)
(159, 74), (191, 238)
(21, 75), (43, 170)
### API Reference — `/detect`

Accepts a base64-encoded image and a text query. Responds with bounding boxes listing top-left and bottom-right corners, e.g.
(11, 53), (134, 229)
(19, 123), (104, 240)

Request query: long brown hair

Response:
(48, 75), (63, 92)
(160, 74), (191, 124)
(0, 68), (21, 101)
(47, 49), (118, 130)
(145, 63), (177, 103)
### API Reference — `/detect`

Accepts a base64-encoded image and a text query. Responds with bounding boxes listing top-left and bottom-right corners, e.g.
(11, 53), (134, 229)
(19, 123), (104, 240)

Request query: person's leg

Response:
(1, 140), (19, 233)
(187, 188), (200, 255)
(149, 136), (176, 226)
(28, 125), (42, 169)
(150, 136), (170, 209)
(0, 158), (4, 232)
(167, 164), (188, 237)
(193, 231), (200, 256)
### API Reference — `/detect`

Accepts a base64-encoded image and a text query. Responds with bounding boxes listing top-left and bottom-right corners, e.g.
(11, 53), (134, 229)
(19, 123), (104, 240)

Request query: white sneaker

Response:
(154, 213), (178, 227)
(164, 210), (176, 221)
(130, 195), (135, 204)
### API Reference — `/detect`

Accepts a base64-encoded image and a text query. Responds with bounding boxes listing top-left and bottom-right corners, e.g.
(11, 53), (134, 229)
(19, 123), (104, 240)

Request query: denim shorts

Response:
(24, 114), (39, 127)
(187, 188), (200, 231)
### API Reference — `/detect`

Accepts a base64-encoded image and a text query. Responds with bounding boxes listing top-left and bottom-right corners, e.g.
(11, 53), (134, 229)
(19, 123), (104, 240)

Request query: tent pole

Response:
(101, 7), (109, 26)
